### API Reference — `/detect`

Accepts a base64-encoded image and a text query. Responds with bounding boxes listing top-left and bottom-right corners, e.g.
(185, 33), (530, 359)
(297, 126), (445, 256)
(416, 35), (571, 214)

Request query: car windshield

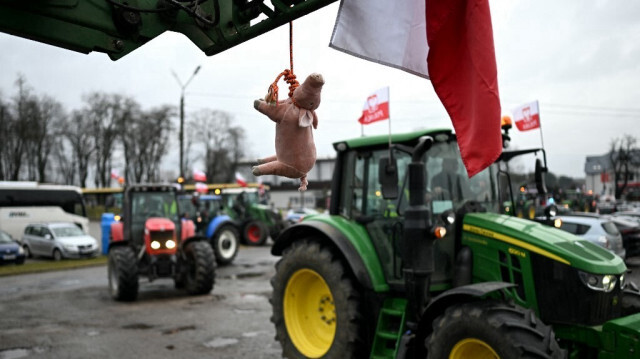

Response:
(601, 222), (620, 236)
(52, 226), (85, 237)
(0, 231), (13, 243)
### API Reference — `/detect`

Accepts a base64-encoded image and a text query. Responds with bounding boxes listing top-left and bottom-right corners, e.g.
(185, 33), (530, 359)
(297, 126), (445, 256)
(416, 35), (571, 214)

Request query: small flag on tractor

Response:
(110, 169), (119, 179)
(193, 168), (207, 182)
(358, 87), (390, 125)
(195, 182), (208, 194)
(513, 100), (540, 131)
(235, 172), (248, 187)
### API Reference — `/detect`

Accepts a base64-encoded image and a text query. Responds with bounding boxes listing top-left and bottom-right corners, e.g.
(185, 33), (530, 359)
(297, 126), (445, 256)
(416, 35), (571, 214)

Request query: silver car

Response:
(22, 222), (99, 260)
(556, 215), (626, 259)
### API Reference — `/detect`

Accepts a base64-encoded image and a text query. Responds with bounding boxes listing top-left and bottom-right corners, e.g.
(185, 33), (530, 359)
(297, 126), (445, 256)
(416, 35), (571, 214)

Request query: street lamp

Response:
(172, 65), (201, 179)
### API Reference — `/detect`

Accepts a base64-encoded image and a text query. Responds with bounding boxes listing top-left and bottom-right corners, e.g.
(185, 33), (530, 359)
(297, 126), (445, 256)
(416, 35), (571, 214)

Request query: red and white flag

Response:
(235, 172), (248, 187)
(358, 87), (390, 125)
(195, 182), (209, 194)
(513, 101), (540, 131)
(193, 168), (207, 182)
(110, 169), (119, 179)
(330, 0), (501, 177)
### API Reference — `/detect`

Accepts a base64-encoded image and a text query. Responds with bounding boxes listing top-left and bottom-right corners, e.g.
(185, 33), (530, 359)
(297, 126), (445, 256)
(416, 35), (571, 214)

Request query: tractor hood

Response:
(463, 213), (626, 275)
(145, 218), (176, 232)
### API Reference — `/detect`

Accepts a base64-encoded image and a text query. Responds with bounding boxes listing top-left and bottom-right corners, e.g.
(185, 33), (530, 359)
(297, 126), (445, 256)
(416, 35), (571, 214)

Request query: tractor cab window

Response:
(131, 192), (179, 223)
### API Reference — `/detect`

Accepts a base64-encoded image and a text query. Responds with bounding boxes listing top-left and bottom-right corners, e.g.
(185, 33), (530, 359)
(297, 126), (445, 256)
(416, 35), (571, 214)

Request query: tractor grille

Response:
(531, 253), (621, 326)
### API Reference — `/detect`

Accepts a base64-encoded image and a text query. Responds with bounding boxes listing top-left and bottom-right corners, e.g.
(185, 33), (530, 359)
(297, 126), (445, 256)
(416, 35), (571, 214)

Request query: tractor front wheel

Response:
(184, 240), (215, 295)
(270, 239), (363, 358)
(426, 300), (564, 359)
(243, 220), (268, 246)
(212, 224), (240, 266)
(108, 246), (139, 301)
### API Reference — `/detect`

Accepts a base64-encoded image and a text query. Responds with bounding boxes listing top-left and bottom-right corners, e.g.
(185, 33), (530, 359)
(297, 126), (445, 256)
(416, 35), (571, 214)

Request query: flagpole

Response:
(361, 123), (364, 137)
(537, 100), (545, 149)
(387, 87), (392, 159)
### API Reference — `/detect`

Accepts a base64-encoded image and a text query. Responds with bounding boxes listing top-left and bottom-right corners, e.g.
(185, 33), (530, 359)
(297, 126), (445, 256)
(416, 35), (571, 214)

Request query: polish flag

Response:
(235, 172), (248, 187)
(110, 169), (119, 179)
(195, 182), (209, 194)
(513, 101), (541, 131)
(330, 0), (501, 177)
(358, 87), (390, 125)
(193, 168), (207, 182)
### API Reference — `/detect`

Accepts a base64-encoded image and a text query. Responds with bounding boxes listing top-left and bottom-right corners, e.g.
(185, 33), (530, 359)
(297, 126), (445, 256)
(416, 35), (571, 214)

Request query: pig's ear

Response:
(298, 109), (314, 127)
(312, 112), (318, 129)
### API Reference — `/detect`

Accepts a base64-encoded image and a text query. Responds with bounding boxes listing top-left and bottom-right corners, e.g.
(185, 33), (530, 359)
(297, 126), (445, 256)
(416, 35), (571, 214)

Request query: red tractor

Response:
(107, 184), (215, 301)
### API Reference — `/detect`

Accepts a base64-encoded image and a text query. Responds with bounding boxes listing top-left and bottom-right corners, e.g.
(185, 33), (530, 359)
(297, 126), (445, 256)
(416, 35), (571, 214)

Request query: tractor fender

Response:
(181, 218), (196, 239)
(419, 281), (516, 335)
(205, 215), (235, 239)
(272, 221), (375, 291)
(110, 221), (124, 242)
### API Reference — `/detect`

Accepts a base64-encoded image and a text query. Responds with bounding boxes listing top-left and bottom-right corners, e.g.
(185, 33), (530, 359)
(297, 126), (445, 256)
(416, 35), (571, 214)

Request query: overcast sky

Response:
(1, 0), (639, 179)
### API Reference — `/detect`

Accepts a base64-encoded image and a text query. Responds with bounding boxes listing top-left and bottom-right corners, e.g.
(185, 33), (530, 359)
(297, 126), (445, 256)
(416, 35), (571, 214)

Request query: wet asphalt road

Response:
(0, 245), (282, 359)
(3, 237), (640, 359)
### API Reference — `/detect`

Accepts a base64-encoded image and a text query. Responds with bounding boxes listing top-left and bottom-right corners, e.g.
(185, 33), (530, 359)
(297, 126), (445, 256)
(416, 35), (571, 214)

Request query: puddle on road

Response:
(86, 330), (100, 337)
(204, 337), (239, 348)
(162, 325), (196, 335)
(0, 347), (45, 359)
(122, 323), (154, 330)
(233, 308), (256, 314)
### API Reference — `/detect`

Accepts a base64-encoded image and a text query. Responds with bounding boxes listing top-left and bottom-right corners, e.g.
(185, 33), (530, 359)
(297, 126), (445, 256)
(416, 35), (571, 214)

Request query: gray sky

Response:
(1, 1), (639, 179)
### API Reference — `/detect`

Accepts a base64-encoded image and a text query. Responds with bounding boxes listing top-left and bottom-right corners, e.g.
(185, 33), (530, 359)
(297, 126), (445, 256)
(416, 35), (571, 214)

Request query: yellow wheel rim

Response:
(528, 206), (536, 219)
(284, 268), (336, 358)
(450, 338), (499, 359)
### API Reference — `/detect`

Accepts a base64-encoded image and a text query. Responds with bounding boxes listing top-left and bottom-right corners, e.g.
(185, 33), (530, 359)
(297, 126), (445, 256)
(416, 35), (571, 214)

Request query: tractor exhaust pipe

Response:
(402, 136), (433, 328)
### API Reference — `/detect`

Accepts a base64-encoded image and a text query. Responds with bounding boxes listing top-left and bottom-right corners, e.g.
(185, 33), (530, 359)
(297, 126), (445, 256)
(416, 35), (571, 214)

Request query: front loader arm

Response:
(0, 0), (336, 60)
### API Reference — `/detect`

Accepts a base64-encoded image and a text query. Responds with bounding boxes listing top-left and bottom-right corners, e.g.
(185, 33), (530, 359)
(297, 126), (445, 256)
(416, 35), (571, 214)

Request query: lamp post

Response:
(172, 65), (201, 179)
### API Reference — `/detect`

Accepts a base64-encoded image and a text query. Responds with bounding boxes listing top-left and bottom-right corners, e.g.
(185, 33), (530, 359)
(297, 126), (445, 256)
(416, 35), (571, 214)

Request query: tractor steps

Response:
(370, 298), (407, 359)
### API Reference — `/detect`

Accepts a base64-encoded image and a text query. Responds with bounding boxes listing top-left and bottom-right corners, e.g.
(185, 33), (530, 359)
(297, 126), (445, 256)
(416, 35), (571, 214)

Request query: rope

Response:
(265, 21), (300, 106)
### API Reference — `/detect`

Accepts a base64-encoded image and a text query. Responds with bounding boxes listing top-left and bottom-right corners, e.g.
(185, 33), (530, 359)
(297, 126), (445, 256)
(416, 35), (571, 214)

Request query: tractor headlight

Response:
(150, 241), (161, 250)
(620, 273), (627, 290)
(166, 240), (176, 249)
(579, 271), (617, 292)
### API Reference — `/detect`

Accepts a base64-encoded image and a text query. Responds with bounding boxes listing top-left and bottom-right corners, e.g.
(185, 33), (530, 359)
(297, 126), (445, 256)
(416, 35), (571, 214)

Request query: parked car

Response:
(613, 211), (640, 224)
(608, 216), (640, 258)
(0, 229), (25, 265)
(555, 214), (626, 259)
(22, 222), (99, 261)
(285, 208), (318, 224)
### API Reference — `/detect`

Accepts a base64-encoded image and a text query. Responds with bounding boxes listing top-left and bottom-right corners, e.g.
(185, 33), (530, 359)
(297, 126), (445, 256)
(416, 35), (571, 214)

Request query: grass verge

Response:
(0, 256), (108, 277)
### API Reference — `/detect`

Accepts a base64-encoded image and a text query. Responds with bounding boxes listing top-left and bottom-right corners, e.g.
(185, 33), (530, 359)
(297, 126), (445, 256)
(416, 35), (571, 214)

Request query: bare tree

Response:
(5, 75), (34, 180)
(81, 93), (130, 187)
(190, 110), (245, 183)
(609, 135), (639, 199)
(121, 105), (174, 183)
(66, 110), (95, 188)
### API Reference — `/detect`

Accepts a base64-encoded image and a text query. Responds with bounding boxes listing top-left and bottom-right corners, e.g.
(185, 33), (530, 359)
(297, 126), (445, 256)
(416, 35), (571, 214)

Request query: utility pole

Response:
(172, 65), (201, 179)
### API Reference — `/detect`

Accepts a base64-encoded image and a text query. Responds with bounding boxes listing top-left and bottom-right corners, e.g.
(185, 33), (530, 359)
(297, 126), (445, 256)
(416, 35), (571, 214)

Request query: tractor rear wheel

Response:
(212, 224), (240, 266)
(184, 240), (215, 295)
(270, 239), (363, 359)
(527, 205), (536, 220)
(243, 220), (267, 246)
(426, 300), (564, 359)
(108, 246), (139, 301)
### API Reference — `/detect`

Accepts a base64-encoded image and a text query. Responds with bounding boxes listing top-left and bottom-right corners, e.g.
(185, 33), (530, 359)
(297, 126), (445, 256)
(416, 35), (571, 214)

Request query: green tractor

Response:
(221, 187), (287, 246)
(269, 128), (640, 358)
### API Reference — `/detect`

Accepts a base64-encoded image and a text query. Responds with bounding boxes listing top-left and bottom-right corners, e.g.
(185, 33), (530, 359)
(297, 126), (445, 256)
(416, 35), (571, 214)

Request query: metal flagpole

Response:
(537, 100), (545, 149)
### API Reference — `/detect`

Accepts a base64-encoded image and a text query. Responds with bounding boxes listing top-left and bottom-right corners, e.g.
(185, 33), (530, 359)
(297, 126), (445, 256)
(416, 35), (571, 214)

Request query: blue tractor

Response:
(178, 194), (240, 266)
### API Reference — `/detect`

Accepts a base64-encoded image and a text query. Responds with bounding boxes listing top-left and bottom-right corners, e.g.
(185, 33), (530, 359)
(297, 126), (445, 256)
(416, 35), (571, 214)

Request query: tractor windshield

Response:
(131, 192), (179, 223)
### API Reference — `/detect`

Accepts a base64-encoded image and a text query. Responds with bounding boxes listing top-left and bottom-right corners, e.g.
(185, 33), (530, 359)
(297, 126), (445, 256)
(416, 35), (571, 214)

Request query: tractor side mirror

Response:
(535, 158), (547, 195)
(379, 156), (399, 199)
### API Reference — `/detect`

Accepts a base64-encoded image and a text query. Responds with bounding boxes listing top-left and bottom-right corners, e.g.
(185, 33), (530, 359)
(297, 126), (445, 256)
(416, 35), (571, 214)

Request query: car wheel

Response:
(23, 245), (32, 258)
(52, 248), (63, 261)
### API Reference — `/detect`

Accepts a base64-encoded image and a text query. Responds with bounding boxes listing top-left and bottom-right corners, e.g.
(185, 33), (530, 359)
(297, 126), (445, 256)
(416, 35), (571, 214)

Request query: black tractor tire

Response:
(426, 300), (564, 359)
(212, 224), (240, 266)
(184, 240), (215, 295)
(243, 220), (268, 246)
(270, 239), (364, 359)
(108, 246), (139, 302)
